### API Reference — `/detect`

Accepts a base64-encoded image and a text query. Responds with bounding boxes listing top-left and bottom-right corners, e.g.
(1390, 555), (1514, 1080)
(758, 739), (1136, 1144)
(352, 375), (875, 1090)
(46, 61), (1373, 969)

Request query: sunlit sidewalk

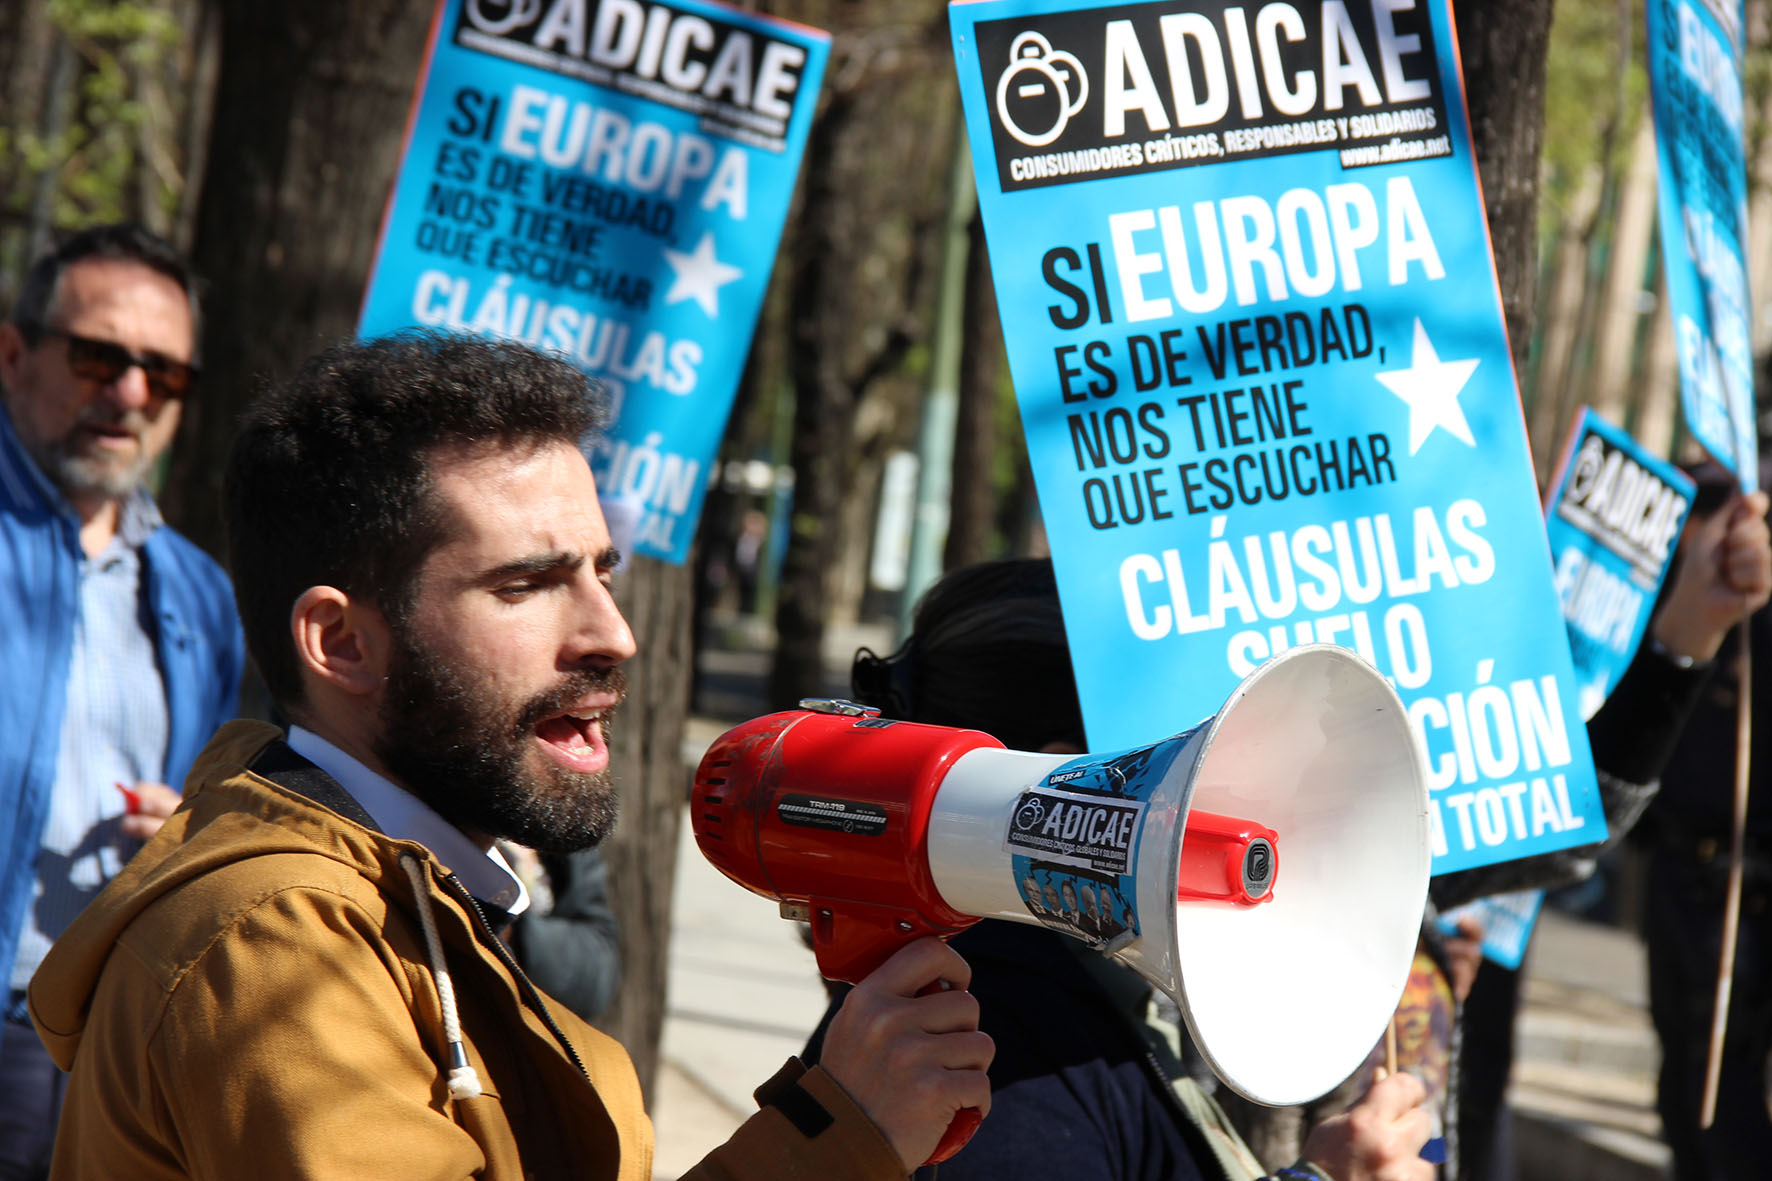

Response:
(653, 782), (824, 1178)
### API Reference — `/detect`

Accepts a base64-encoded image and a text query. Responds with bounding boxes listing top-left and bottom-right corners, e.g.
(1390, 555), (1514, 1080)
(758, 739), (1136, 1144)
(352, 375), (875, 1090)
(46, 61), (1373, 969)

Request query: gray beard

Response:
(39, 443), (151, 502)
(21, 423), (153, 505)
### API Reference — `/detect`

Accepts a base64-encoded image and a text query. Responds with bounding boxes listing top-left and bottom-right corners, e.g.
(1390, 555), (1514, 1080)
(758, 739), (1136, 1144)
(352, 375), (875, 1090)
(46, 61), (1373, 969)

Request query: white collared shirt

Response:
(286, 726), (529, 919)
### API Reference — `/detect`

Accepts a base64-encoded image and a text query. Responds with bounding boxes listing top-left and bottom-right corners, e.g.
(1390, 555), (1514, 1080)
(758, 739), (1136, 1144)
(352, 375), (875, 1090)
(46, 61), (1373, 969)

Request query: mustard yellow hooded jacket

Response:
(29, 721), (904, 1180)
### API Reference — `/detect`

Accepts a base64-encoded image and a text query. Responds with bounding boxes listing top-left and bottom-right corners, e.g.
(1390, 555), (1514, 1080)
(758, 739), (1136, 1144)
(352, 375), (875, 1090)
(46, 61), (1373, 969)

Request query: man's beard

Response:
(374, 626), (625, 853)
(30, 408), (155, 502)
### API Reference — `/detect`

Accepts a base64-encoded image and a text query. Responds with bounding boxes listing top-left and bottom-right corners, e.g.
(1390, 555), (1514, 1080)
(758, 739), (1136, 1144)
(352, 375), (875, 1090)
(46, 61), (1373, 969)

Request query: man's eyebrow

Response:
(480, 551), (585, 582)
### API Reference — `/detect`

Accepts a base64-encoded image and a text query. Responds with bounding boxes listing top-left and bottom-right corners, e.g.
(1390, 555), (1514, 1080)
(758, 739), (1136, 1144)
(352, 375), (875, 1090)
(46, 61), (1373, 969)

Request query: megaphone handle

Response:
(927, 1105), (982, 1164)
(911, 976), (983, 1165)
(809, 906), (984, 1166)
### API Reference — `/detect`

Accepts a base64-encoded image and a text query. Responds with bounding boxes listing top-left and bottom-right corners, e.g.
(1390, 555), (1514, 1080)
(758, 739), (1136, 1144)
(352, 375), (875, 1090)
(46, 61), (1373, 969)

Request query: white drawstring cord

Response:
(400, 854), (484, 1100)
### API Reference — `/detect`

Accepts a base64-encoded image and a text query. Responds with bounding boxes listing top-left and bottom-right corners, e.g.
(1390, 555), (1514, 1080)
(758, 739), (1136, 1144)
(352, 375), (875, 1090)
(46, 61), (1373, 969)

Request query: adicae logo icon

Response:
(995, 31), (1089, 147)
(465, 0), (543, 36)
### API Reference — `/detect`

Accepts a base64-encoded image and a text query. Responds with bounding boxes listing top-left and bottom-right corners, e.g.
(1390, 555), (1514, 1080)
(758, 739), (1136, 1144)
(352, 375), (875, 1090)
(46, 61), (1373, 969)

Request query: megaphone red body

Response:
(694, 703), (1279, 984)
(694, 704), (994, 984)
(692, 645), (1431, 1165)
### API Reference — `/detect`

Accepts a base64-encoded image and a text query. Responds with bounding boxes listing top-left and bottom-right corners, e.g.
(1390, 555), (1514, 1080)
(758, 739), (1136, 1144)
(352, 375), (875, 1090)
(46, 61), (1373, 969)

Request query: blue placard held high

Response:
(360, 0), (829, 562)
(1546, 408), (1696, 721)
(949, 0), (1604, 875)
(1647, 0), (1755, 488)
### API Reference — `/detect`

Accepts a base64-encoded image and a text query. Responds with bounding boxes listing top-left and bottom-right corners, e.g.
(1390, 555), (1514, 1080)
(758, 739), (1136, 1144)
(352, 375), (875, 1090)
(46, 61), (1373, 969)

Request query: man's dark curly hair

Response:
(851, 558), (1087, 752)
(224, 332), (605, 711)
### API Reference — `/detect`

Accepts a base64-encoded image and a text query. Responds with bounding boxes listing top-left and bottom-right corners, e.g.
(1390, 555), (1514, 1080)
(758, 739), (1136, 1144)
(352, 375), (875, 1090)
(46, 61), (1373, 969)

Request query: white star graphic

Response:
(661, 232), (743, 318)
(1373, 319), (1481, 455)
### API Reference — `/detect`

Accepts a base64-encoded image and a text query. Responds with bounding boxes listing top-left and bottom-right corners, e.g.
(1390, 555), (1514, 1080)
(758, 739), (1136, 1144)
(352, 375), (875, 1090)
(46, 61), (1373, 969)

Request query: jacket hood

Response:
(28, 720), (426, 1067)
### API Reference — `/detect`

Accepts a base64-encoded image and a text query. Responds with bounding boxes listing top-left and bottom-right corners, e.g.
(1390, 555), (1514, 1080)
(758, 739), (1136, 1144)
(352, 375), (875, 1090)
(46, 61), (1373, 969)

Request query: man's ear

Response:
(290, 586), (391, 699)
(0, 321), (29, 395)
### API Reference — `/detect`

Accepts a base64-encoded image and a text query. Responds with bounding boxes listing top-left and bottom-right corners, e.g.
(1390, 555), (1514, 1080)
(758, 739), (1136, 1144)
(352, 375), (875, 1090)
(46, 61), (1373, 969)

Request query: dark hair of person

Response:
(12, 222), (202, 355)
(851, 557), (1087, 752)
(224, 331), (605, 710)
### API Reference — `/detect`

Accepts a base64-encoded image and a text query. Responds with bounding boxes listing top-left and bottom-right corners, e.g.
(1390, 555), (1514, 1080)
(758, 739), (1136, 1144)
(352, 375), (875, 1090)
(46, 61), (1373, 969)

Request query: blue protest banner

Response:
(949, 0), (1603, 874)
(359, 0), (829, 562)
(1546, 408), (1696, 721)
(1647, 0), (1755, 489)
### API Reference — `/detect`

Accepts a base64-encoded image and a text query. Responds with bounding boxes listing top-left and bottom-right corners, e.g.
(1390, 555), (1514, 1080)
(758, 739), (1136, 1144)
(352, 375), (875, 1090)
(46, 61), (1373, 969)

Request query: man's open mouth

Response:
(533, 706), (610, 774)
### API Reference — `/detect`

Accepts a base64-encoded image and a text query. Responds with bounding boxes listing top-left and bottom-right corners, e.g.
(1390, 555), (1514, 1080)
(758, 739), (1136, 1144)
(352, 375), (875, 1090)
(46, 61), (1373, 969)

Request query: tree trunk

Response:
(599, 558), (693, 1092)
(166, 0), (688, 1097)
(766, 27), (950, 701)
(770, 90), (856, 709)
(1527, 170), (1603, 472)
(761, 7), (956, 702)
(167, 0), (432, 555)
(944, 210), (1003, 571)
(0, 2), (59, 298)
(26, 38), (77, 264)
(1636, 266), (1682, 456)
(173, 0), (223, 253)
(1586, 120), (1660, 424)
(1451, 0), (1555, 376)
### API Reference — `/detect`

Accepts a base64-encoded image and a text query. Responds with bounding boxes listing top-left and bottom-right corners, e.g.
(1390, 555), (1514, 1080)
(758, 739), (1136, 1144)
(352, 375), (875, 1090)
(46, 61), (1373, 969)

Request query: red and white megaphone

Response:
(692, 644), (1430, 1160)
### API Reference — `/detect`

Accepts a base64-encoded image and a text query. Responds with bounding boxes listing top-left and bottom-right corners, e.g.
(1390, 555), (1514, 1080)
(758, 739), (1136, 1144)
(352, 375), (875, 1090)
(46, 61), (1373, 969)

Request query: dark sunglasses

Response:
(20, 323), (198, 402)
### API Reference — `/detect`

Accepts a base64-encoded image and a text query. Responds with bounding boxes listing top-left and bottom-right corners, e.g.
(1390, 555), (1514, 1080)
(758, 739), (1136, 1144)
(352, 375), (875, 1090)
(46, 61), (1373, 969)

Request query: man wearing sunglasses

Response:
(0, 224), (244, 1176)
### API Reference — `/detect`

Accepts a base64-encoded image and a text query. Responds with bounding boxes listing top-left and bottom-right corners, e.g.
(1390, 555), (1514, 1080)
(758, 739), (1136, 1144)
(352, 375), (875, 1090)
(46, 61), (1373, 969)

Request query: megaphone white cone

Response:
(926, 645), (1430, 1106)
(1167, 645), (1429, 1104)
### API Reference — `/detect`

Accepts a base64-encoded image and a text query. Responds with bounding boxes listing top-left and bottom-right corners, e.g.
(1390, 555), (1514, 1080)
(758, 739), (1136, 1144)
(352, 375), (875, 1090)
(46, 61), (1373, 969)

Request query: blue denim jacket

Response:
(0, 407), (244, 985)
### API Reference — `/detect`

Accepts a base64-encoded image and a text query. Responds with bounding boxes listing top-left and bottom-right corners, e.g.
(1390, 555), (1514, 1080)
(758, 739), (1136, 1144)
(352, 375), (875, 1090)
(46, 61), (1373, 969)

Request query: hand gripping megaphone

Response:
(692, 644), (1430, 1162)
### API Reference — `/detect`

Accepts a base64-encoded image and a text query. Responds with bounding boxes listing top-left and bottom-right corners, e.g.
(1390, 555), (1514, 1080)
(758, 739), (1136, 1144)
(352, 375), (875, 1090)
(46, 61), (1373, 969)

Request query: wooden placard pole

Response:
(1700, 617), (1752, 1128)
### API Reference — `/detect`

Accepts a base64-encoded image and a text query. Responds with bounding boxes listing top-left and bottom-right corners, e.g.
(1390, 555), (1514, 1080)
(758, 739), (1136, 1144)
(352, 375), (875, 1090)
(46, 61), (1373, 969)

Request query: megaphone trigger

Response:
(801, 900), (967, 987)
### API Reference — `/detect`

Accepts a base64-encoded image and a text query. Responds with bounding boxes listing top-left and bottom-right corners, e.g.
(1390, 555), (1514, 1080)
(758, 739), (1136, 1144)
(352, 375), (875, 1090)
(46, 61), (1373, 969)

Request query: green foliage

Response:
(1540, 0), (1650, 226)
(7, 0), (187, 231)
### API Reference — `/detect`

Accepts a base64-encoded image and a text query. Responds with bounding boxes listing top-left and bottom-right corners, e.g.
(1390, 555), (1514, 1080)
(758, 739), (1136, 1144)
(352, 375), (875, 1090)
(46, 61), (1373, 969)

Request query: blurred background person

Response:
(499, 844), (622, 1024)
(1435, 458), (1771, 1181)
(0, 224), (242, 1180)
(1632, 459), (1772, 1181)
